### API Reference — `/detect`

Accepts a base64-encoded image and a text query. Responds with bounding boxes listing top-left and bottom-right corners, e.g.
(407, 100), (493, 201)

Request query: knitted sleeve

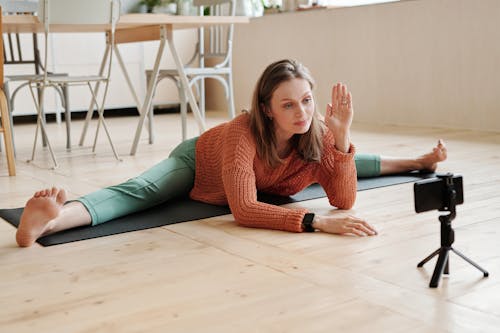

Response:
(222, 133), (308, 233)
(316, 135), (357, 209)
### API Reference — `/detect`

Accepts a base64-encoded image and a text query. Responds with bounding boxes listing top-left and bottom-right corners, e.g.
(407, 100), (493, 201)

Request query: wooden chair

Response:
(0, 6), (16, 176)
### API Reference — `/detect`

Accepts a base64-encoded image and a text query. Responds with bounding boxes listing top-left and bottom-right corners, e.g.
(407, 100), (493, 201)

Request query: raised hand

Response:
(325, 83), (353, 153)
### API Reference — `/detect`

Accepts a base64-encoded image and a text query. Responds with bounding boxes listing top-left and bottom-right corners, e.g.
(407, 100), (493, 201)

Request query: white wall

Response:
(232, 0), (500, 132)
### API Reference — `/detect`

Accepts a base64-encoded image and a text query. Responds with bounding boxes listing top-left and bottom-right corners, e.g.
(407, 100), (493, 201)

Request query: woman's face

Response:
(268, 78), (315, 142)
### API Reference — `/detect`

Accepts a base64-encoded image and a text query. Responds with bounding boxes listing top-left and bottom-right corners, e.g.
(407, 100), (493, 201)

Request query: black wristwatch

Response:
(302, 213), (316, 232)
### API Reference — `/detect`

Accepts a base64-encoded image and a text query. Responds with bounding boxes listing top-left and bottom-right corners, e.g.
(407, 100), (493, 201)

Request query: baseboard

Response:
(12, 105), (181, 124)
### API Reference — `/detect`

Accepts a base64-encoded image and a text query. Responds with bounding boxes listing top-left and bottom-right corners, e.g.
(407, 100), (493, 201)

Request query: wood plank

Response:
(0, 112), (499, 332)
(1, 13), (248, 34)
(115, 25), (162, 44)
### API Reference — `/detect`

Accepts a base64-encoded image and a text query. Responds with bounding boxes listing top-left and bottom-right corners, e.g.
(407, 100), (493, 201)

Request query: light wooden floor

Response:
(1, 111), (499, 333)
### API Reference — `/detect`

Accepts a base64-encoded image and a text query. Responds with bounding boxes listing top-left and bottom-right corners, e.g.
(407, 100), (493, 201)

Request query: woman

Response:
(16, 59), (446, 247)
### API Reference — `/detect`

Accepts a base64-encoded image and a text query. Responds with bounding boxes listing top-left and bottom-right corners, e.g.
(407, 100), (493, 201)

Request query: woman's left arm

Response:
(316, 135), (357, 210)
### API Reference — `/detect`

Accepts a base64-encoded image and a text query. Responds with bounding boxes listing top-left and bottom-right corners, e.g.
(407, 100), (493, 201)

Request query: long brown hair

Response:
(249, 59), (324, 168)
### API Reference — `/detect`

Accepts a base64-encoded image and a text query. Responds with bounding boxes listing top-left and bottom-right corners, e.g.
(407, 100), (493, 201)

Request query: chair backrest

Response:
(37, 0), (120, 27)
(0, 0), (37, 13)
(36, 0), (120, 82)
(1, 0), (43, 73)
(193, 0), (235, 68)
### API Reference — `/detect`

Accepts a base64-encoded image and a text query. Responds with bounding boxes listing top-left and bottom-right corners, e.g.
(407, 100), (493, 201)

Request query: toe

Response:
(56, 189), (67, 205)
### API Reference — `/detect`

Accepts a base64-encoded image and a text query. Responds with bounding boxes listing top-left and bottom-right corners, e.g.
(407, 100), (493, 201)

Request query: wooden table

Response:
(2, 13), (249, 155)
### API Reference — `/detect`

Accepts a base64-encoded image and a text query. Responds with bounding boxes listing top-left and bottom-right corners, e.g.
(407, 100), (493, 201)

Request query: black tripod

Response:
(417, 174), (489, 288)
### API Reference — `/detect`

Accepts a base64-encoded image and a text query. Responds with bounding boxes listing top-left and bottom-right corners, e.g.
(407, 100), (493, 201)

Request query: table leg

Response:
(130, 26), (167, 156)
(166, 27), (206, 134)
(114, 44), (154, 144)
(114, 44), (142, 113)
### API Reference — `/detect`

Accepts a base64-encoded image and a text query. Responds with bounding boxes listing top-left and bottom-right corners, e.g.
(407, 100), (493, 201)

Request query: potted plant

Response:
(140, 0), (162, 13)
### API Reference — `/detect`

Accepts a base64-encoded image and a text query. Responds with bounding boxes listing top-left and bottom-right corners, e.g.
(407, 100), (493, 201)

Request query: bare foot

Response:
(16, 187), (67, 247)
(416, 139), (448, 172)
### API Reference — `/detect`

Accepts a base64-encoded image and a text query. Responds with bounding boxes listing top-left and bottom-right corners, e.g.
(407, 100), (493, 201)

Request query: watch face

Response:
(302, 213), (315, 232)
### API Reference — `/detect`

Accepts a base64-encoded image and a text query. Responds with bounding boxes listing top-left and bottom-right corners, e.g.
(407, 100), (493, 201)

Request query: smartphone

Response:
(414, 175), (463, 213)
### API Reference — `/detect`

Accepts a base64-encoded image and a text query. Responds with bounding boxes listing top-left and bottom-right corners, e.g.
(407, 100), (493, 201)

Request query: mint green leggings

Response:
(77, 138), (380, 226)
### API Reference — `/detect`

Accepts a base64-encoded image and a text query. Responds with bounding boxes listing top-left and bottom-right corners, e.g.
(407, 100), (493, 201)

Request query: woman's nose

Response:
(295, 105), (306, 117)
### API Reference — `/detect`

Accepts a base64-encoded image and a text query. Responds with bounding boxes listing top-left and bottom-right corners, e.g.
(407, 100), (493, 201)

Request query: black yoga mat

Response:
(0, 172), (435, 246)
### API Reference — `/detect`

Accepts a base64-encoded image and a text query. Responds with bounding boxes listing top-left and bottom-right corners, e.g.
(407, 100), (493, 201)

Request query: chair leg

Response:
(148, 102), (155, 145)
(178, 80), (188, 141)
(0, 84), (6, 154)
(34, 81), (49, 148)
(227, 72), (235, 119)
(96, 109), (121, 162)
(199, 78), (205, 119)
(87, 83), (121, 161)
(62, 84), (71, 150)
(145, 72), (155, 145)
(79, 81), (100, 146)
(80, 44), (110, 147)
(0, 91), (16, 176)
(2, 82), (17, 156)
(27, 83), (58, 169)
(189, 79), (203, 136)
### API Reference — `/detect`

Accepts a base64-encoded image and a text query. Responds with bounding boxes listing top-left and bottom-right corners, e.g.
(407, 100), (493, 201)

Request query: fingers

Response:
(344, 216), (377, 237)
(331, 83), (338, 108)
(330, 82), (352, 110)
(317, 214), (377, 236)
(347, 225), (369, 237)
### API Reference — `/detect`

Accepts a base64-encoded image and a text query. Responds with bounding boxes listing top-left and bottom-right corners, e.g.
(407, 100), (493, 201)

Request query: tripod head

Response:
(414, 172), (463, 218)
(437, 173), (458, 222)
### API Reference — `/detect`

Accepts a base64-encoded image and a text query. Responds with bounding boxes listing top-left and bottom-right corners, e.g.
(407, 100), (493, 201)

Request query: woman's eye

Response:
(283, 103), (293, 109)
(303, 97), (313, 104)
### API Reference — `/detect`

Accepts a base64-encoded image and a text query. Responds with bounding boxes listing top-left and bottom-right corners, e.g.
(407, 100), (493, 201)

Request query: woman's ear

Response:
(259, 102), (266, 112)
(261, 104), (273, 119)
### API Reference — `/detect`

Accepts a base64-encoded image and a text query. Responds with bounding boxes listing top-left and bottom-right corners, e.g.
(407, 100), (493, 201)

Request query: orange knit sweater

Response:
(190, 113), (357, 232)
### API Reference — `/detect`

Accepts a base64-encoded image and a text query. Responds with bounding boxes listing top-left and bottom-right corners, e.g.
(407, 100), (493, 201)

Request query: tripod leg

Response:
(451, 248), (489, 277)
(429, 248), (449, 288)
(444, 257), (449, 275)
(418, 248), (440, 267)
